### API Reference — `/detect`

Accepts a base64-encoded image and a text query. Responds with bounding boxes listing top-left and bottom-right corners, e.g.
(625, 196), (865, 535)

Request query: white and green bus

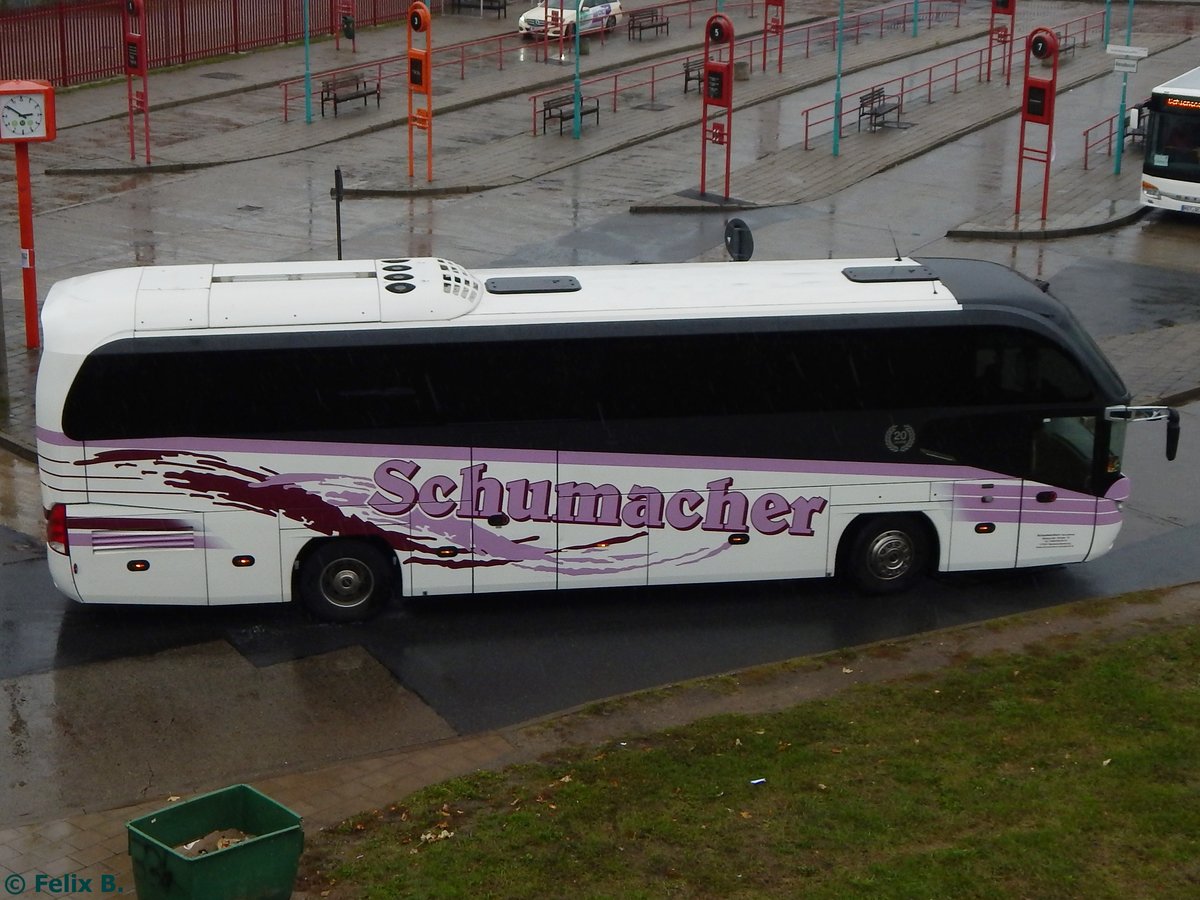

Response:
(1141, 64), (1200, 214)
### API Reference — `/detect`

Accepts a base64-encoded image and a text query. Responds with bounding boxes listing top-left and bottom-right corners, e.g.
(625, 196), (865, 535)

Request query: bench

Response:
(450, 0), (507, 17)
(541, 94), (600, 135)
(857, 86), (901, 131)
(683, 58), (703, 93)
(320, 72), (380, 117)
(627, 8), (668, 40)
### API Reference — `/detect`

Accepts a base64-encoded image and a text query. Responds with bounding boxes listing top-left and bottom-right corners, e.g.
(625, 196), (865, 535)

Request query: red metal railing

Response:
(1083, 98), (1150, 170)
(279, 0), (767, 121)
(0, 0), (412, 87)
(798, 10), (1104, 150)
(1083, 114), (1122, 170)
(280, 28), (536, 121)
(528, 0), (963, 136)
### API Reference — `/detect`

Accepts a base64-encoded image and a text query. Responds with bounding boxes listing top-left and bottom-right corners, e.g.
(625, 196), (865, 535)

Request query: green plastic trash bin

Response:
(127, 784), (303, 900)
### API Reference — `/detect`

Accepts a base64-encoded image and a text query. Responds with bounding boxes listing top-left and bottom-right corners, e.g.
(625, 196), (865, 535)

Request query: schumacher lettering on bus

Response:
(368, 460), (829, 537)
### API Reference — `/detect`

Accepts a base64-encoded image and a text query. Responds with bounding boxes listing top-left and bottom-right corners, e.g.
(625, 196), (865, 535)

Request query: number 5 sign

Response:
(700, 14), (735, 200)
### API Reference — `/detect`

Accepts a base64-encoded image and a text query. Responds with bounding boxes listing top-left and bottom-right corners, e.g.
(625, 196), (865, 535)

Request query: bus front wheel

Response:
(841, 515), (930, 594)
(299, 539), (393, 622)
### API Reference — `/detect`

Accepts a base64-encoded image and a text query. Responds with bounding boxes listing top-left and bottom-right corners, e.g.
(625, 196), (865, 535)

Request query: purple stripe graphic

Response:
(44, 429), (1008, 482)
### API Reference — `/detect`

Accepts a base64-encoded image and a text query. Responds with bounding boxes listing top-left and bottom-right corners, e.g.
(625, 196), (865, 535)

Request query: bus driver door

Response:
(1017, 416), (1099, 566)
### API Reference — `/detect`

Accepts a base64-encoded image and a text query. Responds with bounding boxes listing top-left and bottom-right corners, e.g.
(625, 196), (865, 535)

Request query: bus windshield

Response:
(1141, 65), (1200, 213)
(1145, 109), (1200, 180)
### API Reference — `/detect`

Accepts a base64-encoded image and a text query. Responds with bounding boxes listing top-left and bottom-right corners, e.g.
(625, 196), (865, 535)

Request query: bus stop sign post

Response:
(1113, 0), (1137, 177)
(407, 3), (434, 183)
(987, 0), (1017, 85)
(1015, 27), (1060, 220)
(763, 0), (782, 75)
(123, 0), (151, 164)
(699, 14), (735, 200)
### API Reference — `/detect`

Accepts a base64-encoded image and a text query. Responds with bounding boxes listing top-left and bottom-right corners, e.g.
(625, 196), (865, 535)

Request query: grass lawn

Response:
(299, 620), (1200, 898)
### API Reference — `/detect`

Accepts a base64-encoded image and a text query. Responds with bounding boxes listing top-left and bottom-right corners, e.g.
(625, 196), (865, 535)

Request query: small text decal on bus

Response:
(368, 460), (829, 537)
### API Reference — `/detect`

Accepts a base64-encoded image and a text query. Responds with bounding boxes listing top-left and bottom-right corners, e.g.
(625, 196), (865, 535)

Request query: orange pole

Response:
(15, 142), (39, 349)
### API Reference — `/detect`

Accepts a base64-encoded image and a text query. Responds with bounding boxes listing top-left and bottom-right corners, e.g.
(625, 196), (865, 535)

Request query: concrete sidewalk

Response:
(3, 3), (1200, 896)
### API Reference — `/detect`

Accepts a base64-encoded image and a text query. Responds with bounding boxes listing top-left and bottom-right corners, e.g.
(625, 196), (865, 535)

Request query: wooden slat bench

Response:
(541, 94), (600, 134)
(857, 86), (901, 131)
(683, 58), (703, 93)
(320, 72), (381, 117)
(627, 8), (669, 40)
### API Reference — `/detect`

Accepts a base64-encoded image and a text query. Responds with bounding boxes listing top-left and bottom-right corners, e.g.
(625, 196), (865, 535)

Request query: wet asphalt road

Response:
(4, 396), (1198, 738)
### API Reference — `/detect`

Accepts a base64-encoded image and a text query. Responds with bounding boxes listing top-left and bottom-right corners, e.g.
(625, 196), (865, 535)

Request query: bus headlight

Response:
(1141, 181), (1160, 199)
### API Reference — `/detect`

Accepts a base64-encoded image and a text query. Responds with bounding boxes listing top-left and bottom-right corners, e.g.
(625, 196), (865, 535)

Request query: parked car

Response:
(518, 0), (623, 38)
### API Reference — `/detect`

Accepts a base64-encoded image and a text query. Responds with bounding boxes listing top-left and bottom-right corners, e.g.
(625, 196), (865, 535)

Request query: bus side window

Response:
(920, 413), (1033, 474)
(1030, 416), (1096, 493)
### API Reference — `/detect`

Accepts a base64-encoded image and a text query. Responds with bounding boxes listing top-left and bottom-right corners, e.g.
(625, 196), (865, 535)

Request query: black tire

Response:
(841, 515), (930, 594)
(564, 23), (575, 40)
(605, 15), (616, 31)
(298, 539), (393, 622)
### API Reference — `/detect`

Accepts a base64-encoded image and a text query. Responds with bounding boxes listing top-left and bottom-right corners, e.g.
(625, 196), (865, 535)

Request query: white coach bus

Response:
(36, 256), (1179, 621)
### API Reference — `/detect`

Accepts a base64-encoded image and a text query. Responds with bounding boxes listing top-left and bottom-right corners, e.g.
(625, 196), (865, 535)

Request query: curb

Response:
(0, 429), (35, 464)
(946, 201), (1152, 241)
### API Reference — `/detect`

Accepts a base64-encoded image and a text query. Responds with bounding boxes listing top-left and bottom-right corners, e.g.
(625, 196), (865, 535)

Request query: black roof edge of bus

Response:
(913, 257), (1059, 315)
(915, 257), (1130, 403)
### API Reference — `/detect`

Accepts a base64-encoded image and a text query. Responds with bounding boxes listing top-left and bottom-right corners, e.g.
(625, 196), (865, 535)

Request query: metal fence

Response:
(0, 0), (412, 87)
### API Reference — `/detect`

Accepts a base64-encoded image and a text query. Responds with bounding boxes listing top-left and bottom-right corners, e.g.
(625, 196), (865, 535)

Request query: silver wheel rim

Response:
(865, 529), (914, 582)
(319, 558), (374, 609)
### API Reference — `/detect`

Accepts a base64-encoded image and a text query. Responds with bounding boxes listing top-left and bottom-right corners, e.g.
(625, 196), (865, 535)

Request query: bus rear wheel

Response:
(841, 515), (930, 594)
(299, 539), (393, 622)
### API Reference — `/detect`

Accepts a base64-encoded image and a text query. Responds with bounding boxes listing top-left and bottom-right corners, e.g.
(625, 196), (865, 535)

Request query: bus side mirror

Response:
(1105, 404), (1180, 461)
